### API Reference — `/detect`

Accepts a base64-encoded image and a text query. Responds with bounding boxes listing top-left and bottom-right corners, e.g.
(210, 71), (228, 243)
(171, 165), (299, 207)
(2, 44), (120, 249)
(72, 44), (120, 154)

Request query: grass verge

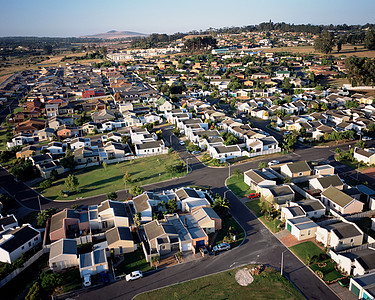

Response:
(245, 199), (282, 233)
(135, 265), (304, 300)
(227, 174), (255, 198)
(114, 249), (152, 277)
(214, 215), (245, 248)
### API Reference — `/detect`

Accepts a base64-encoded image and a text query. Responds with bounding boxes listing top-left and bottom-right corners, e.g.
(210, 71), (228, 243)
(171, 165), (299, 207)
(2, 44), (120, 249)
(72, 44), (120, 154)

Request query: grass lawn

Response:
(227, 174), (255, 198)
(214, 215), (245, 248)
(245, 199), (283, 233)
(310, 261), (344, 283)
(135, 265), (304, 300)
(0, 127), (9, 150)
(39, 153), (185, 200)
(58, 268), (82, 294)
(289, 241), (325, 265)
(114, 249), (152, 277)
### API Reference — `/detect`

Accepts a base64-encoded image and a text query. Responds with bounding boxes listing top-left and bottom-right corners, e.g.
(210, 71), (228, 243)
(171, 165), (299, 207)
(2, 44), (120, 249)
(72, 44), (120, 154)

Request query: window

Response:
(350, 239), (353, 243)
(34, 237), (38, 241)
(298, 172), (303, 176)
(21, 246), (24, 250)
(28, 241), (31, 247)
(52, 262), (57, 268)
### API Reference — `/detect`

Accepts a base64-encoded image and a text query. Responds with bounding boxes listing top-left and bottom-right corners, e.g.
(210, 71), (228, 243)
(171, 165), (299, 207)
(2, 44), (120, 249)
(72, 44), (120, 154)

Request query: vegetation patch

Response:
(227, 174), (254, 198)
(114, 249), (152, 277)
(245, 199), (283, 233)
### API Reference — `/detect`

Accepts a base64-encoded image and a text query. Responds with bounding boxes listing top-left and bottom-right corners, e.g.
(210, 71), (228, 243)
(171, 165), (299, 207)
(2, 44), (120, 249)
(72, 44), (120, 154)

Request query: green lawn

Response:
(227, 174), (254, 198)
(289, 241), (325, 265)
(59, 268), (82, 294)
(310, 261), (344, 283)
(245, 199), (283, 233)
(39, 153), (185, 200)
(0, 127), (9, 150)
(114, 249), (152, 277)
(135, 265), (304, 300)
(214, 215), (245, 248)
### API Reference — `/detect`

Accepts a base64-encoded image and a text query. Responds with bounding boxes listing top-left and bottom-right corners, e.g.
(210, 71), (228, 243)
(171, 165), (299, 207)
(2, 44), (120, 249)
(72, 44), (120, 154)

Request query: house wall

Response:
(332, 234), (363, 251)
(0, 248), (11, 264)
(49, 254), (79, 271)
(109, 240), (135, 255)
(343, 200), (364, 214)
(330, 251), (352, 275)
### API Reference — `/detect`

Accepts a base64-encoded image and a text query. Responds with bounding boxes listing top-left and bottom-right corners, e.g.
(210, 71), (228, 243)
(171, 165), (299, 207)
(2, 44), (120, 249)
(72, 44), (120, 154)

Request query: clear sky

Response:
(0, 0), (374, 37)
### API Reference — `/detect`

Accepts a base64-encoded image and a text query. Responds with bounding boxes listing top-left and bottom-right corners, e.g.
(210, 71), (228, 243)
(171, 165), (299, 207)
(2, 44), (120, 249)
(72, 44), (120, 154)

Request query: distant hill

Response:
(79, 30), (147, 39)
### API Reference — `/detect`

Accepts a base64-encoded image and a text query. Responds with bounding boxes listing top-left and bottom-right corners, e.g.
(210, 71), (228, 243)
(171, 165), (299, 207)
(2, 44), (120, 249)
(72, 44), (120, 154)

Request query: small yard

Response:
(200, 152), (228, 167)
(56, 267), (82, 294)
(290, 241), (345, 284)
(214, 215), (245, 248)
(246, 199), (283, 233)
(227, 174), (255, 198)
(114, 249), (152, 277)
(38, 153), (186, 200)
(135, 265), (304, 300)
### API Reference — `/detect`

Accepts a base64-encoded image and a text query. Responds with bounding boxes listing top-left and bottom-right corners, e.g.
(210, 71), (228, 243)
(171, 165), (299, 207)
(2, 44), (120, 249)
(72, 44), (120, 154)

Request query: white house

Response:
(209, 145), (242, 162)
(49, 239), (78, 271)
(70, 137), (91, 150)
(135, 140), (167, 156)
(0, 224), (41, 264)
(285, 216), (319, 241)
(349, 271), (375, 299)
(321, 186), (364, 215)
(353, 148), (375, 166)
(79, 248), (108, 278)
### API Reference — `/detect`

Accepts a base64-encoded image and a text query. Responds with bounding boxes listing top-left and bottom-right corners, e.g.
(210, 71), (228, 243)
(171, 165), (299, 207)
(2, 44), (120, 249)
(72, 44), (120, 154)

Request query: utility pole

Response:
(37, 195), (42, 212)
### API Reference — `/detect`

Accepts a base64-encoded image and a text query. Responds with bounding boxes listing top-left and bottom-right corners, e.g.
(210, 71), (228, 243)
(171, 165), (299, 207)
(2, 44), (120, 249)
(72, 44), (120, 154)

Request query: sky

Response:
(0, 0), (374, 37)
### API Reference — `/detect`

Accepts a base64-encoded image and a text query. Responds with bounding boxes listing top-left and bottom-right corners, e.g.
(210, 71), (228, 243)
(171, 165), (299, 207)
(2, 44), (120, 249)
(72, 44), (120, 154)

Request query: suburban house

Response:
(349, 271), (375, 299)
(331, 247), (375, 276)
(244, 169), (277, 193)
(103, 142), (133, 159)
(321, 186), (364, 215)
(353, 148), (375, 166)
(79, 247), (108, 278)
(190, 207), (222, 234)
(105, 226), (135, 255)
(0, 224), (41, 264)
(281, 205), (306, 221)
(174, 187), (211, 212)
(73, 146), (100, 165)
(135, 140), (167, 156)
(132, 192), (170, 222)
(285, 216), (319, 241)
(261, 185), (295, 206)
(280, 161), (312, 178)
(315, 221), (363, 251)
(209, 145), (242, 162)
(70, 137), (91, 150)
(295, 200), (326, 219)
(309, 174), (344, 192)
(49, 239), (78, 271)
(49, 209), (90, 243)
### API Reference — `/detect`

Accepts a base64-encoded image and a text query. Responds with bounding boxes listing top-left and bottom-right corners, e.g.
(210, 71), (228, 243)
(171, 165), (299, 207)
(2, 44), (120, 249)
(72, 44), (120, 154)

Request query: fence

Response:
(242, 147), (282, 159)
(75, 235), (92, 245)
(0, 247), (49, 288)
(336, 242), (375, 254)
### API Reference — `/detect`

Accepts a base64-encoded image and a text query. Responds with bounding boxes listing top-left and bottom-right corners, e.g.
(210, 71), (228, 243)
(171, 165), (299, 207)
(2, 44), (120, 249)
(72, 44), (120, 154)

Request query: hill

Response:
(79, 30), (147, 39)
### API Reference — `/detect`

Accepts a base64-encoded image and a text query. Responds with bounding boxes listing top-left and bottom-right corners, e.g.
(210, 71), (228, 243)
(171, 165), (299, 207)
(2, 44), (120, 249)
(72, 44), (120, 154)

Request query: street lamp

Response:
(281, 249), (288, 276)
(37, 195), (42, 212)
(228, 162), (231, 178)
(224, 189), (230, 200)
(186, 158), (192, 174)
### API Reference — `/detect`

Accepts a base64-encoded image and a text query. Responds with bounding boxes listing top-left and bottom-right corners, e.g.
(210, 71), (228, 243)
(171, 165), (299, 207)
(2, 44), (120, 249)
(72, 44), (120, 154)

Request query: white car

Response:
(363, 136), (372, 141)
(126, 270), (143, 281)
(83, 274), (91, 287)
(179, 141), (185, 146)
(268, 160), (280, 166)
(213, 243), (231, 252)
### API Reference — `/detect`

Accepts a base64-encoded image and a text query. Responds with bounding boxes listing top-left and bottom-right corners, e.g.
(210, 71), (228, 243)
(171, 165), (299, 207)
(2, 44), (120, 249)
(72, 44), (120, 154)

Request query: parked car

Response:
(247, 192), (260, 199)
(363, 136), (372, 141)
(126, 270), (143, 281)
(268, 160), (280, 166)
(213, 243), (231, 252)
(83, 274), (91, 287)
(200, 247), (209, 256)
(191, 150), (200, 155)
(179, 141), (185, 146)
(283, 131), (291, 135)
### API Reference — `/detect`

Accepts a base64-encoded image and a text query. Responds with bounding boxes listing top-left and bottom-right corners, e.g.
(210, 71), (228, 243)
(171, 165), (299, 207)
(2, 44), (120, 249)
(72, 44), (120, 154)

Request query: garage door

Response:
(182, 243), (192, 252)
(287, 222), (292, 232)
(350, 284), (360, 298)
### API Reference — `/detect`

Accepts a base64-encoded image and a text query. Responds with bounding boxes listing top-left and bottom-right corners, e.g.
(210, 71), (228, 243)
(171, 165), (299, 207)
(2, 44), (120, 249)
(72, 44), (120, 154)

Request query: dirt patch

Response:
(235, 268), (254, 286)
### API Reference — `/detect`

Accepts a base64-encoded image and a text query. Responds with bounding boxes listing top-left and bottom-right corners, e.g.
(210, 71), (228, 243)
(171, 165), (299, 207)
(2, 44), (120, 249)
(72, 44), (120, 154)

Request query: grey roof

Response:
(214, 145), (241, 154)
(341, 248), (375, 271)
(132, 193), (151, 212)
(0, 225), (39, 253)
(49, 239), (77, 259)
(352, 272), (375, 297)
(321, 186), (354, 208)
(98, 200), (127, 217)
(325, 222), (362, 239)
(296, 200), (325, 212)
(135, 141), (163, 150)
(244, 169), (271, 184)
(269, 185), (295, 197)
(106, 226), (133, 245)
(289, 217), (318, 230)
(93, 249), (106, 264)
(175, 188), (200, 200)
(79, 252), (92, 268)
(316, 175), (343, 189)
(355, 148), (375, 158)
(0, 215), (17, 228)
(143, 220), (167, 241)
(286, 206), (306, 217)
(180, 214), (207, 239)
(285, 161), (311, 174)
(50, 209), (80, 233)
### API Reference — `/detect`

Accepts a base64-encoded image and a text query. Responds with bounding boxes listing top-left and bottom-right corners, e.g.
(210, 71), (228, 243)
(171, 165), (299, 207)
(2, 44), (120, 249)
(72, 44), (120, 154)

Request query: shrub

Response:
(39, 179), (52, 190)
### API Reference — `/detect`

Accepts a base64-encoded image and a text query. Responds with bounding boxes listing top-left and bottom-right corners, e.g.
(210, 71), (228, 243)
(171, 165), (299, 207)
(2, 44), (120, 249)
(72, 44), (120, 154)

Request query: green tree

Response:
(133, 212), (141, 227)
(258, 161), (267, 169)
(37, 208), (57, 228)
(40, 270), (62, 292)
(282, 133), (298, 151)
(129, 185), (143, 196)
(102, 162), (107, 171)
(25, 282), (41, 300)
(212, 195), (231, 216)
(60, 149), (76, 170)
(337, 40), (342, 53)
(314, 31), (334, 54)
(356, 140), (366, 149)
(50, 169), (59, 181)
(106, 191), (118, 200)
(39, 179), (52, 190)
(123, 171), (131, 187)
(167, 198), (177, 213)
(152, 254), (160, 269)
(364, 30), (375, 50)
(232, 168), (243, 179)
(64, 174), (79, 192)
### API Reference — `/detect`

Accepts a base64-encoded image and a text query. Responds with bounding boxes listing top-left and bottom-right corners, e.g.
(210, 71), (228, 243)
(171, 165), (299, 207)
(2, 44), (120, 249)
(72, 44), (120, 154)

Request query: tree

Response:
(37, 208), (56, 228)
(282, 133), (297, 151)
(65, 174), (79, 192)
(151, 254), (160, 269)
(356, 140), (366, 149)
(106, 192), (118, 200)
(129, 185), (143, 196)
(232, 168), (243, 179)
(123, 171), (131, 187)
(60, 149), (76, 170)
(212, 195), (231, 216)
(40, 270), (62, 292)
(133, 212), (141, 227)
(314, 31), (334, 54)
(43, 45), (53, 54)
(102, 162), (107, 171)
(25, 282), (41, 300)
(10, 158), (34, 181)
(258, 161), (267, 169)
(50, 169), (58, 181)
(364, 30), (375, 50)
(335, 148), (342, 154)
(167, 198), (177, 213)
(39, 179), (52, 190)
(337, 40), (342, 53)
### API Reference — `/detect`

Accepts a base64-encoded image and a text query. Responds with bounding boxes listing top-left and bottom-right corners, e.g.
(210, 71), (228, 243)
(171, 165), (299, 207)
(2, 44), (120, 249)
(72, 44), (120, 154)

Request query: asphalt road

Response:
(2, 129), (375, 299)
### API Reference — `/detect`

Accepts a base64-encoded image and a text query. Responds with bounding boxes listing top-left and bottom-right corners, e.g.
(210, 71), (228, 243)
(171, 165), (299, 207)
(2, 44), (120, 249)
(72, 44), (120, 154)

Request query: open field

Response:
(267, 44), (375, 58)
(39, 153), (185, 200)
(135, 265), (304, 300)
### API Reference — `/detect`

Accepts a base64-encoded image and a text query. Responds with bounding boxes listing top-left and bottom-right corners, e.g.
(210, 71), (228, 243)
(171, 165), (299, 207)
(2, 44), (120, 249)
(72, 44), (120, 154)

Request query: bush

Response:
(39, 179), (52, 190)
(40, 270), (62, 292)
(25, 282), (41, 300)
(129, 185), (144, 196)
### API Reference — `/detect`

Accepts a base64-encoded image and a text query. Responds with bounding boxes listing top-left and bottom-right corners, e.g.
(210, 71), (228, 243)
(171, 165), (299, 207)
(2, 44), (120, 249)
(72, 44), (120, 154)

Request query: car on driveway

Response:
(200, 247), (209, 256)
(179, 141), (185, 146)
(363, 136), (372, 141)
(247, 192), (260, 199)
(126, 270), (143, 281)
(213, 243), (231, 252)
(268, 160), (280, 166)
(191, 150), (200, 155)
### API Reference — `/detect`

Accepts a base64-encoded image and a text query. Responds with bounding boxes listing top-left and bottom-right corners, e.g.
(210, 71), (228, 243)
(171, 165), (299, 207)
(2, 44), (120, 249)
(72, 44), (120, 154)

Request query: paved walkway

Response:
(330, 283), (357, 300)
(159, 254), (179, 269)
